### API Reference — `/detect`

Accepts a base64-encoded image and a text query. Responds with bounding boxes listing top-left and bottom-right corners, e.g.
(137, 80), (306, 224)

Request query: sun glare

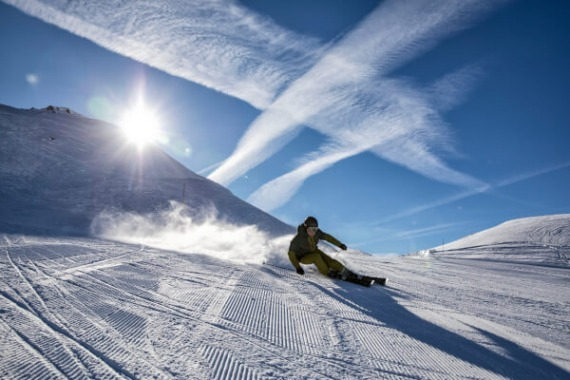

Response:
(119, 102), (164, 148)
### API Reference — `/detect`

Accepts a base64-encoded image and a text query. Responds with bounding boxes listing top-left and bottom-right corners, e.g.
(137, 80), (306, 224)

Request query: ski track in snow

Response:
(1, 235), (569, 379)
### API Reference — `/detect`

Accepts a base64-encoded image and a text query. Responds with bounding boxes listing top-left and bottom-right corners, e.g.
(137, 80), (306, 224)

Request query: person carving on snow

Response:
(288, 216), (348, 278)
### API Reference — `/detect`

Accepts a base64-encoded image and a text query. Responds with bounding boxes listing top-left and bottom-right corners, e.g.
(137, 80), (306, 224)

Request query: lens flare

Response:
(119, 101), (163, 148)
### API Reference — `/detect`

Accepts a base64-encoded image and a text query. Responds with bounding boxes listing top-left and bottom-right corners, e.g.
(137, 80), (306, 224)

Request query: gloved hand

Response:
(296, 267), (305, 275)
(339, 244), (347, 250)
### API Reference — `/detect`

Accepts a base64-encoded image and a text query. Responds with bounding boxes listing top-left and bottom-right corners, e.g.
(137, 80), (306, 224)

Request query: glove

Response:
(339, 244), (347, 251)
(296, 267), (305, 275)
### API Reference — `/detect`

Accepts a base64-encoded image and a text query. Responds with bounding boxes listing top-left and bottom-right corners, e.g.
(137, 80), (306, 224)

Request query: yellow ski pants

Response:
(289, 249), (345, 276)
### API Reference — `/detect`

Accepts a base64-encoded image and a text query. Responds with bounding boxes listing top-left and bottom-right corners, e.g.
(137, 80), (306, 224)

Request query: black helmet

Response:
(304, 216), (318, 228)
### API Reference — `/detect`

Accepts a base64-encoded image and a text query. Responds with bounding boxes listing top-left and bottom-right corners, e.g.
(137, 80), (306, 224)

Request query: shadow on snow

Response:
(309, 281), (568, 380)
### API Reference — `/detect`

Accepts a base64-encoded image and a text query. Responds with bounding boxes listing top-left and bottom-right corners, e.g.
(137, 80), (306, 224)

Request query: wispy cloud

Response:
(374, 161), (570, 225)
(395, 222), (462, 239)
(7, 0), (508, 212)
(234, 0), (507, 210)
(342, 222), (466, 253)
(245, 73), (479, 211)
(344, 162), (570, 250)
(4, 0), (321, 109)
(210, 0), (508, 201)
(248, 143), (366, 211)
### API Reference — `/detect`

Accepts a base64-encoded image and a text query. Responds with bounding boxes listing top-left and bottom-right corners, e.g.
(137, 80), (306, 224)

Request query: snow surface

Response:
(0, 104), (293, 238)
(431, 214), (570, 268)
(1, 234), (568, 379)
(1, 104), (569, 379)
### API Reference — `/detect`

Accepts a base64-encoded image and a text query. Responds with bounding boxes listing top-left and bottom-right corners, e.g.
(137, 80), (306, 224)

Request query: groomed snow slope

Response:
(432, 214), (570, 267)
(1, 233), (568, 379)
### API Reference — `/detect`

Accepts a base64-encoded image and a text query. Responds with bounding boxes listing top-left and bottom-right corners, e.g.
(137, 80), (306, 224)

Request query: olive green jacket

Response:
(288, 224), (343, 269)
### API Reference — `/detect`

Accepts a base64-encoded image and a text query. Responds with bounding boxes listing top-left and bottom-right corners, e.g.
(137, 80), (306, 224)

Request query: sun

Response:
(119, 102), (164, 148)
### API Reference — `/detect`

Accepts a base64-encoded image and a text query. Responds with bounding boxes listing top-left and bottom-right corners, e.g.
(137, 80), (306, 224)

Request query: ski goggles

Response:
(307, 227), (318, 233)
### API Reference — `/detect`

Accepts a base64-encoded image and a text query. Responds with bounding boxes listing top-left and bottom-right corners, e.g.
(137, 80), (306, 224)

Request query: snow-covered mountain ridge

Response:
(430, 214), (570, 267)
(0, 103), (292, 237)
(441, 214), (570, 247)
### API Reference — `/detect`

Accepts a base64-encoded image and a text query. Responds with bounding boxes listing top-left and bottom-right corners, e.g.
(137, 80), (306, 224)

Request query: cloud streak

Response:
(6, 0), (508, 212)
(211, 0), (508, 209)
(372, 161), (570, 226)
(4, 0), (321, 109)
(343, 161), (570, 250)
(246, 67), (488, 211)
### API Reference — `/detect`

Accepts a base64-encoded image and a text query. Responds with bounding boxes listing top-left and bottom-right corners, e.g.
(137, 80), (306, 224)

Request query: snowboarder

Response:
(288, 216), (348, 278)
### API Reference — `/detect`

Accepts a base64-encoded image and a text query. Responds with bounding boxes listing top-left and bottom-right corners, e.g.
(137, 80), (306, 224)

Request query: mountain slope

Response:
(432, 214), (570, 267)
(0, 104), (292, 237)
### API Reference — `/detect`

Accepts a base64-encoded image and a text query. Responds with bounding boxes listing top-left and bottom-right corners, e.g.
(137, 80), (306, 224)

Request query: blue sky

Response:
(1, 0), (569, 254)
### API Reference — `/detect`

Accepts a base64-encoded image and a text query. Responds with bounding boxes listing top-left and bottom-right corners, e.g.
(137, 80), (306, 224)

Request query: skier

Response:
(288, 216), (348, 278)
